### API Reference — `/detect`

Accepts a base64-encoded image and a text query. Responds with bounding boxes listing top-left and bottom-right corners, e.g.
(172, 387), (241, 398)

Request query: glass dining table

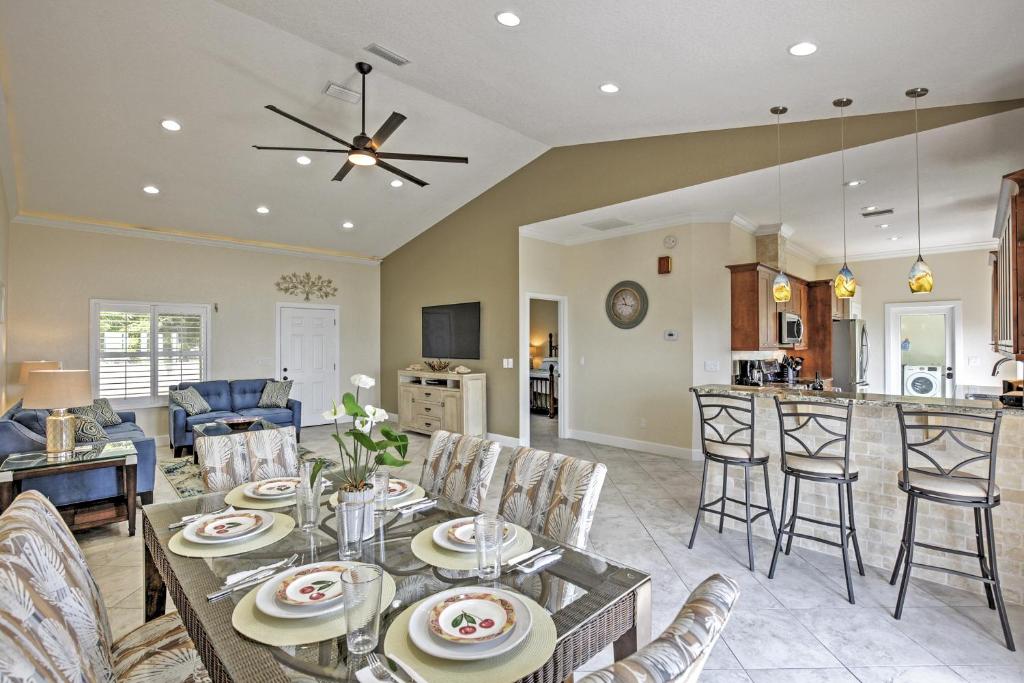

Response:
(142, 476), (652, 683)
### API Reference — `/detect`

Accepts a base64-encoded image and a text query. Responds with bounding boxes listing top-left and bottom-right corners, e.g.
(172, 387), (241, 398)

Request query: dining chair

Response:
(497, 446), (607, 548)
(0, 490), (210, 682)
(197, 425), (299, 492)
(578, 573), (740, 683)
(420, 430), (501, 510)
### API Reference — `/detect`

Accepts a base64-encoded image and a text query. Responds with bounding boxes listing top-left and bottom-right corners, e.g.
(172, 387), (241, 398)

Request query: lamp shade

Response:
(18, 360), (62, 385)
(22, 370), (93, 410)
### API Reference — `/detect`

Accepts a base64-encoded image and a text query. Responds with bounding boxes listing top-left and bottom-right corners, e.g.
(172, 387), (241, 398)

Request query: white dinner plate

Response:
(255, 561), (352, 619)
(244, 477), (301, 500)
(182, 510), (275, 545)
(383, 478), (416, 501)
(408, 586), (532, 661)
(432, 517), (517, 553)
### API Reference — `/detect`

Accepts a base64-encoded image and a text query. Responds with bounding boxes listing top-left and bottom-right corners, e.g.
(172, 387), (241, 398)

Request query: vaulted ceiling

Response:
(0, 1), (1022, 260)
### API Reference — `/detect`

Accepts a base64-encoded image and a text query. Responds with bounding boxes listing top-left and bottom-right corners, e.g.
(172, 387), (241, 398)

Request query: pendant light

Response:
(770, 105), (792, 303)
(906, 87), (934, 293)
(833, 97), (856, 299)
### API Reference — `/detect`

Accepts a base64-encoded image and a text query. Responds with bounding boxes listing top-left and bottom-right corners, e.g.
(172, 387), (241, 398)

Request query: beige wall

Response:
(816, 249), (1011, 392)
(381, 99), (1024, 437)
(7, 223), (380, 438)
(528, 299), (558, 362)
(0, 171), (8, 408)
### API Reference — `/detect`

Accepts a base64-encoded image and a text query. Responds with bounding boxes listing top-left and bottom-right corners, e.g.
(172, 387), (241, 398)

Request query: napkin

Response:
(354, 656), (428, 683)
(222, 559), (279, 587)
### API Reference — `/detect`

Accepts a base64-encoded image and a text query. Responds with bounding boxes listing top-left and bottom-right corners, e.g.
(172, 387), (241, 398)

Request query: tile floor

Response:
(75, 417), (1023, 682)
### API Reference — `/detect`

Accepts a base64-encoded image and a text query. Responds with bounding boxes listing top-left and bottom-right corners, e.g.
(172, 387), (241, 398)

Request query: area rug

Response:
(159, 446), (332, 500)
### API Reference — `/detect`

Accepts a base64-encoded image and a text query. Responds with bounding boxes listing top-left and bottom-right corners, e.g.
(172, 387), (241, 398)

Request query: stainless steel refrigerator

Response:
(832, 319), (869, 392)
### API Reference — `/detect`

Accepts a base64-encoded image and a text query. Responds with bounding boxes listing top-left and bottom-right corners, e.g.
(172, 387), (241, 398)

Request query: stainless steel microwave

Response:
(779, 312), (804, 345)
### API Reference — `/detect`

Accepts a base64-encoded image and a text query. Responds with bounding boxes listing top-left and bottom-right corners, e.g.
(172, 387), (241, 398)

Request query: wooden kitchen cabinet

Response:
(991, 168), (1024, 357)
(728, 263), (808, 351)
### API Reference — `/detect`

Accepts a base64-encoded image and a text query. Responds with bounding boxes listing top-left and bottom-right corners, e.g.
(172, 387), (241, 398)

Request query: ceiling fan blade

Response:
(377, 152), (469, 164)
(253, 146), (347, 153)
(264, 105), (353, 149)
(332, 161), (356, 182)
(370, 112), (407, 149)
(376, 159), (428, 187)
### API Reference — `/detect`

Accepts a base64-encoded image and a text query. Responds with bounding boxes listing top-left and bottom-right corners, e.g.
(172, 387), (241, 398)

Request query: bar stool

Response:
(688, 390), (778, 571)
(889, 406), (1014, 651)
(768, 398), (864, 603)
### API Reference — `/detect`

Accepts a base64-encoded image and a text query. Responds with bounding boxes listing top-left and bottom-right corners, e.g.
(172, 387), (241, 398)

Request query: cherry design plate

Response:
(428, 592), (516, 644)
(184, 511), (274, 544)
(275, 564), (348, 607)
(246, 477), (301, 499)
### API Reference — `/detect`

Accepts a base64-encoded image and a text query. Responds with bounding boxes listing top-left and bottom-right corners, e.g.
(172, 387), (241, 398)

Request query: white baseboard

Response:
(487, 432), (521, 448)
(566, 429), (700, 460)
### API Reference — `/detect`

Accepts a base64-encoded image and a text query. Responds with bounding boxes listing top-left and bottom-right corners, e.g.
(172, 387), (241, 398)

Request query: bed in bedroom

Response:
(530, 333), (558, 419)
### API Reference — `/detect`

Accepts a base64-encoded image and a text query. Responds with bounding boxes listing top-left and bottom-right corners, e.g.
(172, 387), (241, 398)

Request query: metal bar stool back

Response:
(889, 405), (1013, 650)
(688, 390), (778, 571)
(768, 398), (865, 603)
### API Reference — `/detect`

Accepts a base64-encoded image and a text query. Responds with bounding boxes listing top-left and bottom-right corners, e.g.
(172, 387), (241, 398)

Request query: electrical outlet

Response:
(704, 360), (720, 372)
(507, 357), (514, 369)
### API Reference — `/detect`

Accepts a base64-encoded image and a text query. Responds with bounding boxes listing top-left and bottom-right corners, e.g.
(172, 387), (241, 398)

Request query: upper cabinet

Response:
(992, 169), (1024, 357)
(728, 263), (808, 351)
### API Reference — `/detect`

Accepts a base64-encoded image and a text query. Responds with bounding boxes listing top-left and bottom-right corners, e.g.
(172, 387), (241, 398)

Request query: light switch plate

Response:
(704, 360), (720, 372)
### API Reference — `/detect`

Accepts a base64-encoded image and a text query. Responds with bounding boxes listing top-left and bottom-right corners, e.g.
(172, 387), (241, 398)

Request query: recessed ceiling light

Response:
(844, 179), (866, 187)
(142, 185), (159, 194)
(599, 83), (620, 94)
(862, 206), (878, 212)
(390, 179), (403, 188)
(256, 205), (270, 214)
(495, 11), (520, 27)
(877, 223), (890, 229)
(296, 155), (312, 166)
(341, 221), (355, 230)
(889, 235), (901, 241)
(160, 119), (181, 132)
(788, 42), (818, 56)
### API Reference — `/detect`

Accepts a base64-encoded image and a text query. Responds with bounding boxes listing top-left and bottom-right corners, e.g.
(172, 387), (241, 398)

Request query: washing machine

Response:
(903, 365), (943, 397)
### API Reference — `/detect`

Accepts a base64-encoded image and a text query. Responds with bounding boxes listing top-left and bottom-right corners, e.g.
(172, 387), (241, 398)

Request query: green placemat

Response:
(410, 523), (533, 571)
(384, 591), (556, 683)
(224, 482), (299, 510)
(168, 513), (295, 558)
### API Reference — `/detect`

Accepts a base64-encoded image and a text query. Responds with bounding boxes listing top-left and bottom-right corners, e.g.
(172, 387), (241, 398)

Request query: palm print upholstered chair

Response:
(0, 490), (210, 682)
(498, 446), (607, 548)
(420, 430), (501, 510)
(579, 573), (740, 683)
(197, 425), (299, 492)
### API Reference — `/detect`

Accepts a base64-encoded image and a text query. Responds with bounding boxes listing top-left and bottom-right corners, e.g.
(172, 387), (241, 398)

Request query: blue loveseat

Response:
(168, 379), (302, 457)
(0, 403), (157, 507)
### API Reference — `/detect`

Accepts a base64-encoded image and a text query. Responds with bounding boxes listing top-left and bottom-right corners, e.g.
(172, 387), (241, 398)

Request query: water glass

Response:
(475, 513), (505, 581)
(336, 501), (366, 560)
(371, 470), (390, 510)
(295, 462), (323, 532)
(342, 564), (383, 655)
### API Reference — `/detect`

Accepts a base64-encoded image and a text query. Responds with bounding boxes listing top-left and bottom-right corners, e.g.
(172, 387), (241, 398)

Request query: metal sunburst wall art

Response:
(275, 272), (339, 301)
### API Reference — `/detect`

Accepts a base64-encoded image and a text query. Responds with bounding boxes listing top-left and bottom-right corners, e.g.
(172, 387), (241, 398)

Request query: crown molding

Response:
(817, 239), (999, 265)
(753, 222), (795, 239)
(13, 211), (382, 265)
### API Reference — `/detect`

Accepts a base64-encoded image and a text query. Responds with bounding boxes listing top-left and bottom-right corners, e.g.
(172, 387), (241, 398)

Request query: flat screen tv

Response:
(422, 302), (480, 359)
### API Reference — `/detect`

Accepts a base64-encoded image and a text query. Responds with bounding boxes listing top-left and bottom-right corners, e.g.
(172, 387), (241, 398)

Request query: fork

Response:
(206, 553), (299, 602)
(366, 653), (413, 683)
(168, 505), (228, 529)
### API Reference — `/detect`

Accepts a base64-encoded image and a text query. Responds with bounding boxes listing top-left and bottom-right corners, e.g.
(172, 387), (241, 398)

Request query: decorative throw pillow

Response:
(258, 380), (293, 409)
(169, 386), (212, 416)
(0, 399), (23, 422)
(69, 398), (122, 427)
(74, 416), (108, 442)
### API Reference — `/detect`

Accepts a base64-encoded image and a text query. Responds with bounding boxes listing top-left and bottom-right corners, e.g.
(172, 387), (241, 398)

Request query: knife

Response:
(504, 546), (545, 568)
(516, 549), (564, 574)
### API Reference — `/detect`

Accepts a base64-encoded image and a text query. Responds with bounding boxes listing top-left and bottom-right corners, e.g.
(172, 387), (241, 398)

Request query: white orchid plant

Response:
(323, 374), (409, 492)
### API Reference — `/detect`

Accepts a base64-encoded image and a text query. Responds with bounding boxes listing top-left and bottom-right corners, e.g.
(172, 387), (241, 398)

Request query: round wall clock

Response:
(606, 280), (649, 329)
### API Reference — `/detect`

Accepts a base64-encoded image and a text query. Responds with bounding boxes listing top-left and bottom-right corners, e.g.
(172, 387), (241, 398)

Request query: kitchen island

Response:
(691, 384), (1024, 604)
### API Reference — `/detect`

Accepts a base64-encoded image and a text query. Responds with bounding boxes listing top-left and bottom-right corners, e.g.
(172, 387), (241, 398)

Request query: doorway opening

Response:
(884, 301), (962, 398)
(519, 294), (568, 446)
(276, 303), (340, 427)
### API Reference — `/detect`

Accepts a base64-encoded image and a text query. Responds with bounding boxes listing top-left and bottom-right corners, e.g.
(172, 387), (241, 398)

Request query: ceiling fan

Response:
(253, 61), (468, 187)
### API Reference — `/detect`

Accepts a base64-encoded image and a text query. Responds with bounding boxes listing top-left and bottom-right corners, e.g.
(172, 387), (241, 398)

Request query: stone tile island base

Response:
(692, 384), (1024, 604)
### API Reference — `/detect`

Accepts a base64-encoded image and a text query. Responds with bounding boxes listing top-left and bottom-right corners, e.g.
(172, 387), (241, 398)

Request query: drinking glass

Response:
(475, 513), (505, 581)
(371, 470), (390, 510)
(336, 501), (366, 560)
(295, 462), (323, 532)
(342, 564), (383, 655)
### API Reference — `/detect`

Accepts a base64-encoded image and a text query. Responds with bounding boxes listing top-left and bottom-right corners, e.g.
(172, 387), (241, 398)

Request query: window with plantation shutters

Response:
(90, 300), (211, 405)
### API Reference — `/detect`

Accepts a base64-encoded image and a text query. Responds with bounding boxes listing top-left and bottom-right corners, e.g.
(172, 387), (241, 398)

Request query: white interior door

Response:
(278, 305), (338, 427)
(884, 301), (961, 398)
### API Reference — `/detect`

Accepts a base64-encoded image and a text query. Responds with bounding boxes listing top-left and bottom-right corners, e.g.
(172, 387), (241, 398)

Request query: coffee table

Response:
(0, 440), (139, 534)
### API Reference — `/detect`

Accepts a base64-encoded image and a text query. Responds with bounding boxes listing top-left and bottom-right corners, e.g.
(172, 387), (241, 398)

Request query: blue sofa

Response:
(168, 379), (302, 457)
(0, 403), (157, 507)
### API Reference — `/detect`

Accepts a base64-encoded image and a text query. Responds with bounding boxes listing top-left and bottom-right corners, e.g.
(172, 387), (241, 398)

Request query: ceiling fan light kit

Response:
(769, 105), (792, 303)
(254, 61), (468, 188)
(833, 97), (857, 300)
(906, 86), (934, 294)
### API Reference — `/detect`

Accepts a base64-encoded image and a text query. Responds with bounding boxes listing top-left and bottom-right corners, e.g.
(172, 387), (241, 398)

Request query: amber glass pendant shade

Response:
(772, 272), (792, 303)
(908, 256), (933, 293)
(834, 264), (857, 299)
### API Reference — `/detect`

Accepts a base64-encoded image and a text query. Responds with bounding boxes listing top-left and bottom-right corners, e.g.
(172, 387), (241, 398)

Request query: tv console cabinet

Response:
(397, 370), (487, 437)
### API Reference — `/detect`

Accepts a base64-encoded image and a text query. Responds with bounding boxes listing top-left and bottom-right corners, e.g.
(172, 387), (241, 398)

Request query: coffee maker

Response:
(736, 360), (764, 386)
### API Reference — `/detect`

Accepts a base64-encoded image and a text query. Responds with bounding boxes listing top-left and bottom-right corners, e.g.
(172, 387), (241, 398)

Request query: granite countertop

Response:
(692, 383), (1019, 414)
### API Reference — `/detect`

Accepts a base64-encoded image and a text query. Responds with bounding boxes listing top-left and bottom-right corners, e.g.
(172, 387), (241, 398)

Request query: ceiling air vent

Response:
(364, 43), (410, 66)
(323, 81), (361, 104)
(861, 208), (894, 218)
(582, 218), (632, 231)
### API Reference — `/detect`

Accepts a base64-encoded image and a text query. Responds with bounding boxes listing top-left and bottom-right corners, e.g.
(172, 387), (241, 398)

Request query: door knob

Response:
(282, 375), (289, 380)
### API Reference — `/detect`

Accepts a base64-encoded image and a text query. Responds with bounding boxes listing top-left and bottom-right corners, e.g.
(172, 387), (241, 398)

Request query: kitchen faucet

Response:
(992, 356), (1015, 376)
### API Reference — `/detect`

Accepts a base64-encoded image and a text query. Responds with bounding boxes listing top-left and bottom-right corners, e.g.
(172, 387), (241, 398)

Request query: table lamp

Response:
(22, 370), (93, 456)
(18, 360), (62, 385)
